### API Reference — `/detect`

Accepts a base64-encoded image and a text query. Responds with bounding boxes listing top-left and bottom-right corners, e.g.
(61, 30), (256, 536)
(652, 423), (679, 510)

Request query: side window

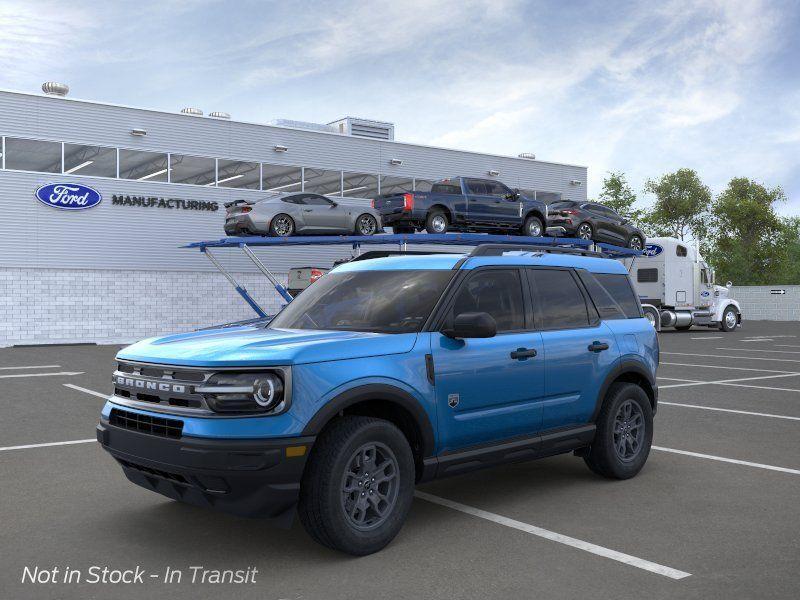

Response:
(637, 268), (658, 283)
(485, 181), (512, 197)
(676, 245), (688, 257)
(583, 272), (642, 319)
(431, 182), (461, 194)
(465, 180), (488, 195)
(282, 195), (305, 205)
(305, 194), (334, 206)
(529, 269), (590, 329)
(448, 270), (525, 332)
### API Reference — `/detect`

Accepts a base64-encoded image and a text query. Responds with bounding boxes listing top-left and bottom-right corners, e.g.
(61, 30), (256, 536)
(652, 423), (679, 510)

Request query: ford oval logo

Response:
(701, 291), (710, 297)
(642, 243), (663, 257)
(35, 183), (102, 210)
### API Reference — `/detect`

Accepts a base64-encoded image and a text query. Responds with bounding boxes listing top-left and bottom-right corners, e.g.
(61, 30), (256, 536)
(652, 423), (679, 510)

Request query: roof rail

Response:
(469, 243), (601, 257)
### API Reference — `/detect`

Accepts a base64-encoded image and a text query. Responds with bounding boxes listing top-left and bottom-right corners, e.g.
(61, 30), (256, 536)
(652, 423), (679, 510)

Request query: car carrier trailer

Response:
(184, 233), (641, 319)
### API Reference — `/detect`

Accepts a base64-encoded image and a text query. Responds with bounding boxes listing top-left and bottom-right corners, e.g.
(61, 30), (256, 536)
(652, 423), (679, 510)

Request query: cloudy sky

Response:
(2, 0), (799, 213)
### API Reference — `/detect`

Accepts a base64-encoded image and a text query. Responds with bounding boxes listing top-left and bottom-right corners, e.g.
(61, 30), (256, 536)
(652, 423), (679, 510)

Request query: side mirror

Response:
(329, 201), (338, 208)
(442, 312), (497, 339)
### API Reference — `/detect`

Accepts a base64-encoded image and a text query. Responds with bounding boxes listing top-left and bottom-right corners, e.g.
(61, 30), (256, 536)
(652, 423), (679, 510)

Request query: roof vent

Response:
(180, 107), (203, 116)
(518, 152), (536, 160)
(42, 82), (69, 97)
(209, 111), (230, 119)
(328, 117), (395, 141)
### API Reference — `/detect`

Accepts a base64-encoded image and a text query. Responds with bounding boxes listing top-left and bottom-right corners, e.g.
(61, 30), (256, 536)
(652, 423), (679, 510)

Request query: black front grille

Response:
(109, 408), (183, 439)
(117, 458), (188, 484)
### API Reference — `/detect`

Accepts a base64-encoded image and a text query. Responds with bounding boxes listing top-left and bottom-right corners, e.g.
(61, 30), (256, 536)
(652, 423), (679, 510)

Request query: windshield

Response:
(269, 269), (454, 333)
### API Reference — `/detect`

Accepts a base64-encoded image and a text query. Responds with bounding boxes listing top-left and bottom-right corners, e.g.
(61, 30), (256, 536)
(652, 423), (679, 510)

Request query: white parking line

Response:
(776, 345), (800, 349)
(653, 446), (800, 475)
(716, 382), (800, 394)
(0, 439), (96, 453)
(716, 347), (800, 355)
(0, 371), (84, 379)
(415, 491), (691, 579)
(661, 352), (800, 364)
(0, 364), (61, 370)
(64, 383), (109, 399)
(660, 362), (797, 374)
(659, 402), (800, 421)
(740, 339), (773, 342)
(659, 372), (800, 389)
(690, 336), (723, 340)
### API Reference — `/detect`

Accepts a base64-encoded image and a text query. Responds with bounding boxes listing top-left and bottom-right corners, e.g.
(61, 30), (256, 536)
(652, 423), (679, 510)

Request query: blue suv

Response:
(97, 245), (658, 555)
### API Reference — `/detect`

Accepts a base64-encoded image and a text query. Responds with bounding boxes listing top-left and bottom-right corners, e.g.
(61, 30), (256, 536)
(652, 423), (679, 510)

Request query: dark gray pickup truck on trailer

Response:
(372, 177), (549, 236)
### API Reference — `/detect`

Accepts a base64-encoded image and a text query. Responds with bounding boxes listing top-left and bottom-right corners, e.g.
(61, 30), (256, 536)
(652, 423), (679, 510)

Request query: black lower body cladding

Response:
(97, 418), (314, 523)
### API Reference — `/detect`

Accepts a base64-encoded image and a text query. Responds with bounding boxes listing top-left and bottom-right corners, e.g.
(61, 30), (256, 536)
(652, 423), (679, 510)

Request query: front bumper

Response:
(97, 418), (314, 520)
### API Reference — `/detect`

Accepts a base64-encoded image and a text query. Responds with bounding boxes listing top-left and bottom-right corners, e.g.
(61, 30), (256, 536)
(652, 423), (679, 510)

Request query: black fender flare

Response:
(591, 360), (657, 421)
(301, 384), (436, 457)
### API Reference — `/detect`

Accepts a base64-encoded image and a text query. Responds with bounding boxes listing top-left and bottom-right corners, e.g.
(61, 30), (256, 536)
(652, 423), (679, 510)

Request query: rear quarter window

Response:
(578, 271), (642, 319)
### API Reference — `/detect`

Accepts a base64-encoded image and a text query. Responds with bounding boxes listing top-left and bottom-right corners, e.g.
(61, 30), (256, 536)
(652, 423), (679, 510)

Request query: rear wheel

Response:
(269, 214), (295, 237)
(298, 416), (415, 556)
(584, 383), (653, 479)
(425, 210), (449, 234)
(719, 306), (738, 332)
(628, 234), (644, 251)
(521, 215), (544, 237)
(355, 214), (379, 236)
(576, 222), (593, 240)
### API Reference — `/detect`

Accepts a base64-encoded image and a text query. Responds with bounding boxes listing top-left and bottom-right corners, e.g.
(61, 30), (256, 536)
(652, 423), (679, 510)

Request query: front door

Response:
(527, 268), (620, 430)
(431, 268), (545, 452)
(302, 195), (349, 232)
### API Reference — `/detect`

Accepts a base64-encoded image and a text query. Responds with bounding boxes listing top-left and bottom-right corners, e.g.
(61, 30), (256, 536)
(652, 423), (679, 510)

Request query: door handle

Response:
(588, 341), (609, 352)
(303, 209), (313, 212)
(510, 347), (537, 360)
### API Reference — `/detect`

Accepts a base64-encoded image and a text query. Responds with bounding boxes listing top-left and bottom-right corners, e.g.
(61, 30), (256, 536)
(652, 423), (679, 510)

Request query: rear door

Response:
(430, 268), (545, 451)
(527, 268), (620, 430)
(584, 203), (617, 242)
(464, 179), (495, 225)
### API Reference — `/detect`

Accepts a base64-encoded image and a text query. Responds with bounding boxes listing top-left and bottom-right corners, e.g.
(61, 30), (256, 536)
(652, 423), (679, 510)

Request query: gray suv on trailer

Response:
(225, 192), (383, 237)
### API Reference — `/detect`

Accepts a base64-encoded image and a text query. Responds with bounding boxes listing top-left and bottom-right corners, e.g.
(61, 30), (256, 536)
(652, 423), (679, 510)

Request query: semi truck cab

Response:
(626, 237), (741, 332)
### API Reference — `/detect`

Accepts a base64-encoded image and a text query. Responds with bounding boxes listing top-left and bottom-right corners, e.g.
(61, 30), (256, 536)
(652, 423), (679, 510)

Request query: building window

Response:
(414, 178), (435, 192)
(379, 175), (413, 195)
(119, 149), (168, 182)
(262, 164), (302, 193)
(4, 138), (61, 173)
(170, 154), (216, 186)
(217, 159), (260, 189)
(63, 144), (117, 177)
(304, 168), (342, 196)
(342, 172), (379, 198)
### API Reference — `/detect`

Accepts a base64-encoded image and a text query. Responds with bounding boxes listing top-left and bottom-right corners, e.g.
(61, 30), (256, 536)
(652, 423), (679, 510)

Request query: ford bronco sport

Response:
(98, 245), (658, 555)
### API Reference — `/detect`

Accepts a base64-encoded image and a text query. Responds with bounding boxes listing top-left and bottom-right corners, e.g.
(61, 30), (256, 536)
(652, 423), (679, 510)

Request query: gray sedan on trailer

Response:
(224, 192), (383, 237)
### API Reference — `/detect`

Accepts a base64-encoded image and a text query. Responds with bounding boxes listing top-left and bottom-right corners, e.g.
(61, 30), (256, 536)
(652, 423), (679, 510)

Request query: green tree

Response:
(706, 178), (796, 285)
(598, 171), (643, 224)
(642, 168), (711, 241)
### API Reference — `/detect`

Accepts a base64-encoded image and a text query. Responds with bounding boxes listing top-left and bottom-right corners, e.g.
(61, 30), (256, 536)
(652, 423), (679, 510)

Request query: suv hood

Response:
(116, 325), (418, 367)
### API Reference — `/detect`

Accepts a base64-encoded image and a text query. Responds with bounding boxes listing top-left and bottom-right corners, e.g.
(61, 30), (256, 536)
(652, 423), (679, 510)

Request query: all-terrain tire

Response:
(298, 416), (415, 556)
(583, 382), (653, 479)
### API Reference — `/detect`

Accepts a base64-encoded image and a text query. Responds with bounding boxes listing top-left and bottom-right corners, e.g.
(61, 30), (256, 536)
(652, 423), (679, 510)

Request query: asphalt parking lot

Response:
(1, 321), (799, 600)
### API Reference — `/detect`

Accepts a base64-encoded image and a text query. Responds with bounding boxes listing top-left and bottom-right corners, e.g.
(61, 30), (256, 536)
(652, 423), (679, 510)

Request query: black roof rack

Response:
(469, 243), (602, 258)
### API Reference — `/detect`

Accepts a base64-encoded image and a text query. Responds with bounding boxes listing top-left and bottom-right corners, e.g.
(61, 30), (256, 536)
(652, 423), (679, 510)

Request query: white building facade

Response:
(0, 89), (588, 346)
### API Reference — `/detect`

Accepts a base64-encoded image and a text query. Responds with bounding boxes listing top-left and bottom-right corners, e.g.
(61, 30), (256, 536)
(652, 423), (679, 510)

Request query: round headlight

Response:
(254, 375), (284, 409)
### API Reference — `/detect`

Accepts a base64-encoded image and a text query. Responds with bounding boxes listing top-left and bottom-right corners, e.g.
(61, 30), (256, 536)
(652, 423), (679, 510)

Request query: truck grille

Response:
(109, 408), (183, 439)
(113, 361), (212, 414)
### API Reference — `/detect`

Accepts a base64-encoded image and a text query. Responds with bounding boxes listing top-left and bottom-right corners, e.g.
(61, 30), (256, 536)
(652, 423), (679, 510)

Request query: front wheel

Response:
(583, 383), (653, 479)
(628, 235), (644, 251)
(521, 215), (544, 237)
(576, 222), (593, 240)
(719, 306), (739, 332)
(355, 213), (379, 236)
(298, 416), (415, 556)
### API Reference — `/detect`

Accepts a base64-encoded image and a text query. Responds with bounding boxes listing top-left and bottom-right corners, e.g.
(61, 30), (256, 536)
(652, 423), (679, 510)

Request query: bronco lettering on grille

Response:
(115, 376), (186, 394)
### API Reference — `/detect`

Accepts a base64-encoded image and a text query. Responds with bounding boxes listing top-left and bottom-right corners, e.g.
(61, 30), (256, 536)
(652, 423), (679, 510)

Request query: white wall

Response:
(730, 286), (800, 322)
(1, 268), (288, 347)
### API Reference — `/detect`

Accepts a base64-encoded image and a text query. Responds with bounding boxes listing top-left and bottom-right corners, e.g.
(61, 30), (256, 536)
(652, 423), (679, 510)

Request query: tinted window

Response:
(578, 271), (641, 319)
(530, 269), (590, 329)
(484, 181), (512, 197)
(465, 180), (489, 195)
(64, 144), (117, 177)
(431, 182), (462, 194)
(549, 201), (577, 210)
(269, 270), (453, 334)
(448, 270), (525, 332)
(5, 138), (61, 173)
(282, 195), (306, 205)
(637, 268), (658, 283)
(676, 245), (688, 257)
(304, 194), (334, 206)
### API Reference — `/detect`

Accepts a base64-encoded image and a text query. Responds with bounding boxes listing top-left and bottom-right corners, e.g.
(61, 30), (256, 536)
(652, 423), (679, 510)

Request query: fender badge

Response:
(448, 393), (459, 408)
